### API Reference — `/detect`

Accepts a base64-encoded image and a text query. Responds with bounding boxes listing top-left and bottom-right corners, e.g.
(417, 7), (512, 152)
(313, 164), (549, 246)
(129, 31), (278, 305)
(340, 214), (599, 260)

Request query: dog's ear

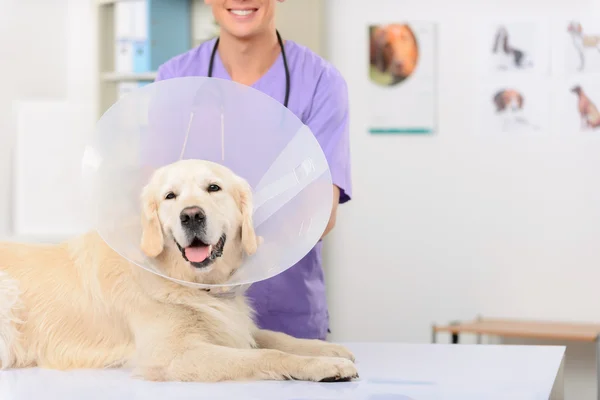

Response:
(234, 178), (258, 256)
(371, 26), (389, 71)
(518, 93), (524, 108)
(140, 184), (164, 258)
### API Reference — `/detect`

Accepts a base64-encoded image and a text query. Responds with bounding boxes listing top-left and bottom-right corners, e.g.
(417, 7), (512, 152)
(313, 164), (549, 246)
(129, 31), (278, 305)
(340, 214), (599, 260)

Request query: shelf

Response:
(101, 72), (157, 82)
(97, 0), (136, 5)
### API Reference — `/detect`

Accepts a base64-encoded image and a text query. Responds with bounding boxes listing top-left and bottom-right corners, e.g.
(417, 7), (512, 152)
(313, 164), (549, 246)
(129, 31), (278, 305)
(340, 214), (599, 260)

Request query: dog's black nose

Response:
(180, 206), (205, 227)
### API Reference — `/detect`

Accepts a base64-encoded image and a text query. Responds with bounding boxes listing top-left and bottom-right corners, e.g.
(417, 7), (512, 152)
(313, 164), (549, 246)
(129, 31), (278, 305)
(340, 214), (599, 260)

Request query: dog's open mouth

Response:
(176, 234), (226, 268)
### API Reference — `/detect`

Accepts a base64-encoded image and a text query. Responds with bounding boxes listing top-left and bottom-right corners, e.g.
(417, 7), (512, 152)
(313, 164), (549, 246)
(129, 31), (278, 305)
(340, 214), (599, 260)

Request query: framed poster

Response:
(367, 21), (437, 135)
(475, 20), (551, 76)
(552, 17), (600, 75)
(558, 78), (600, 133)
(476, 77), (550, 135)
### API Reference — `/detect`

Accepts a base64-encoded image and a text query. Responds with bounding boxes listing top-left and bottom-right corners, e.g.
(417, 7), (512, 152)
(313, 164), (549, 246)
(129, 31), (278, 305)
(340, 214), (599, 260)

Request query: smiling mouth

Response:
(228, 8), (257, 17)
(176, 234), (226, 269)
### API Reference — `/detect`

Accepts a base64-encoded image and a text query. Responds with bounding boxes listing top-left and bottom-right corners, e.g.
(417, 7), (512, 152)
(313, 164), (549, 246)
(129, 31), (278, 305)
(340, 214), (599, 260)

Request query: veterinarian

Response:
(154, 0), (352, 340)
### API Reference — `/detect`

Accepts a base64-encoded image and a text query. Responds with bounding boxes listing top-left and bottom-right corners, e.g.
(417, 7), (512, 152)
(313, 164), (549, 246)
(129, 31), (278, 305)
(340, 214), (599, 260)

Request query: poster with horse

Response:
(367, 21), (438, 135)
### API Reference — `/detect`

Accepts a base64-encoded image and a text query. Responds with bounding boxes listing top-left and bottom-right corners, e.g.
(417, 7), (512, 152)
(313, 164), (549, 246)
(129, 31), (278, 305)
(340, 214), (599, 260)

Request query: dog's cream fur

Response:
(0, 159), (357, 382)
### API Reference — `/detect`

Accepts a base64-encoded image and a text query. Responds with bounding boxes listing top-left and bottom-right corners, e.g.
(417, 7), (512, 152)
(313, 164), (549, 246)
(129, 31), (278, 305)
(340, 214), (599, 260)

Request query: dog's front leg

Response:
(582, 116), (589, 129)
(254, 329), (356, 362)
(133, 339), (358, 383)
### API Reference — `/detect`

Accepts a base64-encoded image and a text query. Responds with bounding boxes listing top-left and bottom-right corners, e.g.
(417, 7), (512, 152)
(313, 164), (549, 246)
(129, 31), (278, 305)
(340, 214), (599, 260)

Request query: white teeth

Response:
(230, 9), (254, 16)
(208, 245), (213, 254)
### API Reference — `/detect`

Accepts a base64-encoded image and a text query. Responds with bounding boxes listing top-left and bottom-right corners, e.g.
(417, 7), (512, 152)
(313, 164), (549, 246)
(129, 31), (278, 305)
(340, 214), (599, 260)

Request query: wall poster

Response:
(564, 19), (600, 75)
(474, 19), (551, 135)
(367, 21), (438, 135)
(480, 21), (551, 75)
(476, 79), (550, 134)
(559, 78), (600, 133)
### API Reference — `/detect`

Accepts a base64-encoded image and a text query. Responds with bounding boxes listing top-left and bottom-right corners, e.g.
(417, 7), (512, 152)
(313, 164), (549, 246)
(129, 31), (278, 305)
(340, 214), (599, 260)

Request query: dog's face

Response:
(371, 24), (419, 82)
(139, 159), (258, 285)
(493, 89), (524, 112)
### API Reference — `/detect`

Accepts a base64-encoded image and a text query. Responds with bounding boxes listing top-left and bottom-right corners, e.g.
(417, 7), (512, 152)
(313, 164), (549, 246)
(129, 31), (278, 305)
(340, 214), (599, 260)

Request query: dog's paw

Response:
(312, 343), (356, 362)
(293, 357), (358, 383)
(132, 366), (169, 382)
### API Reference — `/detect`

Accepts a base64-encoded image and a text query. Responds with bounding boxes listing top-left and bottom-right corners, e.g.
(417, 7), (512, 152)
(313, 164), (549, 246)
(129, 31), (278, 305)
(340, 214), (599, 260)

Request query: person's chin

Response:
(219, 14), (265, 37)
(222, 25), (261, 40)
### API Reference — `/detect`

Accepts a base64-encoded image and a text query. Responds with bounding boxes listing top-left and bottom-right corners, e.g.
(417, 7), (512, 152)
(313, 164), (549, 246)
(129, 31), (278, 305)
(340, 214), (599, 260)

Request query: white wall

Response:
(323, 0), (600, 398)
(2, 0), (600, 397)
(0, 0), (97, 238)
(0, 0), (67, 234)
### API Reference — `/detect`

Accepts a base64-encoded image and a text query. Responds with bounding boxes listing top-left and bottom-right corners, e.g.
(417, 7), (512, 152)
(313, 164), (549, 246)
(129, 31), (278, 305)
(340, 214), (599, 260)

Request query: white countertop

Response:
(0, 342), (564, 400)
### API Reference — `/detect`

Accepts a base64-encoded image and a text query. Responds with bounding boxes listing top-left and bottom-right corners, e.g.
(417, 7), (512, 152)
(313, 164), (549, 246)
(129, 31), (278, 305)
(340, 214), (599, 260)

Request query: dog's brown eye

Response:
(207, 184), (221, 193)
(165, 192), (176, 200)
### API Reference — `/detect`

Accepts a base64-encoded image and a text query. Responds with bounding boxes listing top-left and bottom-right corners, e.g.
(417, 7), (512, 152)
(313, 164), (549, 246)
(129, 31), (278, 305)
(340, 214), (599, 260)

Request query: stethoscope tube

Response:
(208, 30), (290, 108)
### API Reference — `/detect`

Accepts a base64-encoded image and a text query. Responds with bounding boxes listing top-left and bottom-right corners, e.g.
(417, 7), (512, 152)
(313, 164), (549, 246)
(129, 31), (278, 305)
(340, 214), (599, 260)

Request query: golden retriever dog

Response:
(0, 159), (358, 383)
(370, 24), (419, 83)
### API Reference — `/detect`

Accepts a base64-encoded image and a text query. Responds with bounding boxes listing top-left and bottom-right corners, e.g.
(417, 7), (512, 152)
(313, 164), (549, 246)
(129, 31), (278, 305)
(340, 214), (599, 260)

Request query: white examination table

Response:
(0, 342), (565, 400)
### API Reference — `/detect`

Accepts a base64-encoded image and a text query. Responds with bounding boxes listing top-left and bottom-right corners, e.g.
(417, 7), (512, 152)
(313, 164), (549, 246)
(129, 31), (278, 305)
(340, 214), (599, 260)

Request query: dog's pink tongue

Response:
(185, 246), (210, 263)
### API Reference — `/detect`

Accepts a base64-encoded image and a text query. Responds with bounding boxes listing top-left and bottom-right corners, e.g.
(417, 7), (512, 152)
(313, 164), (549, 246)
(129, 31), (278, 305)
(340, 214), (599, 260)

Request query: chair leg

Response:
(596, 335), (600, 400)
(450, 320), (459, 344)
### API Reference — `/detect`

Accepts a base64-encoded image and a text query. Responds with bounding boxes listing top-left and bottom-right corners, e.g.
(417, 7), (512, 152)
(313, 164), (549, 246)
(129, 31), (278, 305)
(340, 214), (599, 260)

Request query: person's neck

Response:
(217, 29), (282, 86)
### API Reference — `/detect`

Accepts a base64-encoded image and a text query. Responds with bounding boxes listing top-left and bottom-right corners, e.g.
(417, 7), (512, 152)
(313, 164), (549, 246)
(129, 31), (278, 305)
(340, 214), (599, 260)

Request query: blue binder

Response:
(130, 0), (191, 74)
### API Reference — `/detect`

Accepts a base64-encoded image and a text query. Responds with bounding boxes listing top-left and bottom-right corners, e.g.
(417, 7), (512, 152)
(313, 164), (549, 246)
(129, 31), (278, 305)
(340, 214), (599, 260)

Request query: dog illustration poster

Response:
(476, 79), (550, 134)
(564, 19), (600, 74)
(558, 79), (600, 133)
(367, 22), (437, 134)
(476, 21), (551, 75)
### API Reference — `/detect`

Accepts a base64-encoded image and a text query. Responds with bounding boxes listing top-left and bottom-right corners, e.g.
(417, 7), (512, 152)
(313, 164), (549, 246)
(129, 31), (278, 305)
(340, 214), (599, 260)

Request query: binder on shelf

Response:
(114, 1), (134, 73)
(113, 0), (191, 74)
(115, 39), (134, 73)
(114, 1), (134, 39)
(132, 0), (148, 40)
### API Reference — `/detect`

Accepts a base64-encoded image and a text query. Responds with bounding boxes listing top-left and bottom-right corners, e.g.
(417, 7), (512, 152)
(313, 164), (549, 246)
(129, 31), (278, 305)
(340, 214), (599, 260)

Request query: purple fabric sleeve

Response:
(304, 68), (352, 204)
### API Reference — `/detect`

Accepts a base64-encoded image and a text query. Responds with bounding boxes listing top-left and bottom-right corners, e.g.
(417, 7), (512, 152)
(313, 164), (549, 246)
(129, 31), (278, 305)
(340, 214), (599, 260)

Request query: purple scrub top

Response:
(154, 37), (352, 340)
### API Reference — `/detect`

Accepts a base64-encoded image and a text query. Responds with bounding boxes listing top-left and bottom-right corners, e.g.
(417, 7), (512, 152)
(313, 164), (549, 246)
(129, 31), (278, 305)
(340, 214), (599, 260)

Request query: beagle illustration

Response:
(493, 89), (524, 112)
(370, 24), (419, 84)
(567, 21), (600, 71)
(492, 88), (539, 131)
(492, 26), (533, 69)
(571, 85), (600, 129)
